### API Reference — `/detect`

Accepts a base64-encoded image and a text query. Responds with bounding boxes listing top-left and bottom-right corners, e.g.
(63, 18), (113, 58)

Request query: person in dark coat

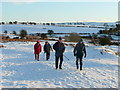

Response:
(34, 40), (42, 61)
(44, 41), (53, 60)
(74, 39), (86, 70)
(53, 37), (65, 69)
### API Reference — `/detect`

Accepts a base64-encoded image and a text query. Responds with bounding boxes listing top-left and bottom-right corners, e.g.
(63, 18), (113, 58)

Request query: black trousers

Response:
(35, 54), (39, 61)
(76, 57), (83, 69)
(46, 52), (50, 60)
(55, 55), (63, 69)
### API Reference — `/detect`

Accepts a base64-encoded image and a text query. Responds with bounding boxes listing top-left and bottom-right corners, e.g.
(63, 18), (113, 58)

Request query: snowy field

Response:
(0, 40), (119, 88)
(0, 24), (104, 34)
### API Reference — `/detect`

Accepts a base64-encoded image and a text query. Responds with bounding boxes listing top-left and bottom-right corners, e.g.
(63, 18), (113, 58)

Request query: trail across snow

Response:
(1, 41), (118, 88)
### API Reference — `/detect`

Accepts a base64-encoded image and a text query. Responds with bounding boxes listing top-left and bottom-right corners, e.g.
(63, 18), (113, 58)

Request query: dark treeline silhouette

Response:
(0, 21), (56, 26)
(98, 24), (120, 35)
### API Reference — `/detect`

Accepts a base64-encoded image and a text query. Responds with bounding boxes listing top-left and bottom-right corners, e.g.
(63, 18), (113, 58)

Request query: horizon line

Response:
(0, 20), (117, 23)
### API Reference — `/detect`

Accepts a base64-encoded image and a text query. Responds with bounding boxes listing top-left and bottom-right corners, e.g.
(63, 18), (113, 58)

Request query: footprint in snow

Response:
(16, 83), (27, 86)
(2, 82), (14, 86)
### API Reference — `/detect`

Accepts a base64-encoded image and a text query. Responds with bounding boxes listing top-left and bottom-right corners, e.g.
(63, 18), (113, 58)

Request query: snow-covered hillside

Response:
(1, 40), (118, 88)
(0, 24), (104, 34)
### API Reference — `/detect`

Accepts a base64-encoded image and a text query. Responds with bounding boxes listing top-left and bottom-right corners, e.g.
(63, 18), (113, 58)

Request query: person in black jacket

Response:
(44, 41), (53, 60)
(74, 39), (86, 70)
(53, 37), (65, 69)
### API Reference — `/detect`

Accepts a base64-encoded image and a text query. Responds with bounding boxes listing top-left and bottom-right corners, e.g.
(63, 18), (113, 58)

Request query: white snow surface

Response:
(1, 40), (119, 88)
(1, 24), (104, 34)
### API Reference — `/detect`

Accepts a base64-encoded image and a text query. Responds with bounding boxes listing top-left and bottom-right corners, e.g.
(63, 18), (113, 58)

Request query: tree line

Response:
(3, 29), (55, 39)
(98, 24), (120, 36)
(0, 21), (56, 26)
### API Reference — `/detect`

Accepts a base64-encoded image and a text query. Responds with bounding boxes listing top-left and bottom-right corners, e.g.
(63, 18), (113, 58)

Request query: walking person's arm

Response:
(73, 44), (77, 56)
(53, 42), (57, 51)
(49, 44), (53, 52)
(34, 44), (36, 50)
(40, 44), (42, 53)
(83, 44), (86, 58)
(62, 43), (65, 53)
(43, 45), (46, 53)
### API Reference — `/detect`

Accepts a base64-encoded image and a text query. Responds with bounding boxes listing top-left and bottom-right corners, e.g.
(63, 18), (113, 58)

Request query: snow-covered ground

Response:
(0, 40), (119, 88)
(0, 24), (104, 34)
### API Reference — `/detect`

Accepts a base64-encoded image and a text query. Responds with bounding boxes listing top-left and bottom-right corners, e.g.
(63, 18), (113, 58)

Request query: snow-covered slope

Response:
(1, 24), (103, 34)
(1, 41), (118, 88)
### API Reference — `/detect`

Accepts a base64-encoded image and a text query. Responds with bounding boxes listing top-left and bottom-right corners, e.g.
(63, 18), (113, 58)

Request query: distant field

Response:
(0, 24), (104, 34)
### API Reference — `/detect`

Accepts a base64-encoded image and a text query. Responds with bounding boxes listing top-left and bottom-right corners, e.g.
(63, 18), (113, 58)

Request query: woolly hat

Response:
(59, 37), (62, 40)
(79, 39), (83, 42)
(37, 40), (40, 42)
(45, 41), (48, 43)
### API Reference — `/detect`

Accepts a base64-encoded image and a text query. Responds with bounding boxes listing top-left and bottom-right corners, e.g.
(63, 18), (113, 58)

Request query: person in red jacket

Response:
(34, 40), (42, 61)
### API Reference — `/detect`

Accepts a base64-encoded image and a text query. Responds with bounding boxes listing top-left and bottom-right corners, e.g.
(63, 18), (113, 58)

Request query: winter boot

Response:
(56, 67), (58, 69)
(59, 65), (62, 69)
(80, 66), (82, 70)
(76, 59), (79, 69)
(77, 66), (79, 69)
(59, 67), (62, 69)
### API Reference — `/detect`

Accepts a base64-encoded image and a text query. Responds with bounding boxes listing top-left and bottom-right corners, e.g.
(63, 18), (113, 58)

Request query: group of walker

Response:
(34, 37), (86, 70)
